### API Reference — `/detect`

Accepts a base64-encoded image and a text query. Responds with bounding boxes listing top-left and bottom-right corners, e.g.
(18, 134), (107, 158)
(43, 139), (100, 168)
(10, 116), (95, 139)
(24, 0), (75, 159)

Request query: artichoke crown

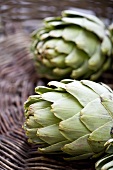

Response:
(24, 80), (113, 160)
(32, 10), (112, 80)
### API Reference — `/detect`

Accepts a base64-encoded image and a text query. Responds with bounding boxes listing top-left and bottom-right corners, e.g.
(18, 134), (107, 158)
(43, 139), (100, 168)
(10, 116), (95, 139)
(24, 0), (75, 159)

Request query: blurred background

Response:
(0, 0), (113, 38)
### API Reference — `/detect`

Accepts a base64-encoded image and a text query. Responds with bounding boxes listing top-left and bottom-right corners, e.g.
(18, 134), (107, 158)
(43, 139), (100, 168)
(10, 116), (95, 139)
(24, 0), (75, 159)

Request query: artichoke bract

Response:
(24, 79), (113, 160)
(31, 10), (112, 80)
(95, 136), (113, 170)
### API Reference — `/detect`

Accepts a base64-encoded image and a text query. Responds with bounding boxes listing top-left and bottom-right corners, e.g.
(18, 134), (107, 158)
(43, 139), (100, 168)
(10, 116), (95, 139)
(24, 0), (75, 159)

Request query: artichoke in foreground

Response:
(31, 10), (112, 80)
(95, 133), (113, 170)
(23, 79), (113, 160)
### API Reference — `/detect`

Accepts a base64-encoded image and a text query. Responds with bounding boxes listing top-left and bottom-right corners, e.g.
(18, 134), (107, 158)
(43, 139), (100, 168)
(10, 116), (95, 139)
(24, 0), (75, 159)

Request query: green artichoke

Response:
(95, 134), (113, 170)
(31, 10), (112, 80)
(24, 79), (113, 160)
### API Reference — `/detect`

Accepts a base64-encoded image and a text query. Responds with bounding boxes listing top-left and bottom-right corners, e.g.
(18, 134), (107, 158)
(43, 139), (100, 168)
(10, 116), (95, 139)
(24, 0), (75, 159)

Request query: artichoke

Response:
(31, 10), (112, 80)
(95, 133), (113, 170)
(24, 79), (113, 160)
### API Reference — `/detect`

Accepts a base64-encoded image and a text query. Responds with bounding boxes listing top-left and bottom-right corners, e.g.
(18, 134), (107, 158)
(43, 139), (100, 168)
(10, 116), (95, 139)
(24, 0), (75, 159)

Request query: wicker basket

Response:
(0, 0), (113, 35)
(0, 1), (113, 170)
